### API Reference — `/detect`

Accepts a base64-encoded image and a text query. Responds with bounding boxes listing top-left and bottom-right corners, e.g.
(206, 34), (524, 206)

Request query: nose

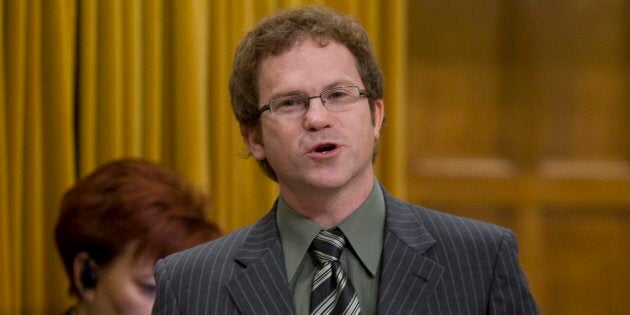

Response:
(303, 96), (331, 131)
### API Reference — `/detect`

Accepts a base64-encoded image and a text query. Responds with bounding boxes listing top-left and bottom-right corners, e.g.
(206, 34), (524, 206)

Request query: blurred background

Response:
(0, 0), (628, 313)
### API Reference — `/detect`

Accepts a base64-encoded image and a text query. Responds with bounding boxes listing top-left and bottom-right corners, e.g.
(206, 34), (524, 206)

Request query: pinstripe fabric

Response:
(153, 187), (539, 314)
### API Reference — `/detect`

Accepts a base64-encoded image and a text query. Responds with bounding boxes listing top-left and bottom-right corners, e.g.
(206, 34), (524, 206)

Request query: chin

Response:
(304, 173), (353, 190)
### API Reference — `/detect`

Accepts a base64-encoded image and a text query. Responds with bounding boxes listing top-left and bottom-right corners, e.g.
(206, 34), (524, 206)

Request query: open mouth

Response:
(314, 143), (338, 153)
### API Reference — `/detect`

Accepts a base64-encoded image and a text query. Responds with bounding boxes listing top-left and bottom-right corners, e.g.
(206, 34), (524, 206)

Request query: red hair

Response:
(54, 158), (221, 295)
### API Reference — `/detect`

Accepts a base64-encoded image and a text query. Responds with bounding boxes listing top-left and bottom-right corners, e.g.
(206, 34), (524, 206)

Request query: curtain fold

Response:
(41, 1), (76, 310)
(0, 0), (9, 308)
(23, 1), (44, 311)
(170, 0), (209, 188)
(377, 0), (408, 197)
(142, 0), (163, 161)
(0, 0), (407, 312)
(3, 0), (29, 312)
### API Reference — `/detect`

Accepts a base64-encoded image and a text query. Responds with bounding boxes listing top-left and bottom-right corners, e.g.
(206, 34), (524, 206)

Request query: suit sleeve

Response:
(152, 258), (181, 315)
(487, 231), (540, 315)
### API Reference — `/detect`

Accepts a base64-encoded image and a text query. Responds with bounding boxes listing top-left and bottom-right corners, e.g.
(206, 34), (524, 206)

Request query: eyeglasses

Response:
(258, 85), (367, 118)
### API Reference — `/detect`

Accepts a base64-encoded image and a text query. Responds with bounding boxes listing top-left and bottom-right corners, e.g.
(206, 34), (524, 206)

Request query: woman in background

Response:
(54, 158), (221, 315)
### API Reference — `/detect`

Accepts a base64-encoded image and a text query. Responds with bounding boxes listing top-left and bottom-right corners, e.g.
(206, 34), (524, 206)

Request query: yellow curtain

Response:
(0, 0), (407, 313)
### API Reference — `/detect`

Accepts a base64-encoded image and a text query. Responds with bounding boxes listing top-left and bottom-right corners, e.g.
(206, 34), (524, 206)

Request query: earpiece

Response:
(80, 258), (98, 289)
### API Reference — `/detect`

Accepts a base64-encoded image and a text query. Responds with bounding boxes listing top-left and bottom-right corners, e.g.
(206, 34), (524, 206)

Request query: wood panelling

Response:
(539, 207), (629, 314)
(406, 1), (629, 314)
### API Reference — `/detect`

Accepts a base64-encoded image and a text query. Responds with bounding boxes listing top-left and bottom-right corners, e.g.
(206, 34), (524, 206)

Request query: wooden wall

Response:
(405, 1), (630, 314)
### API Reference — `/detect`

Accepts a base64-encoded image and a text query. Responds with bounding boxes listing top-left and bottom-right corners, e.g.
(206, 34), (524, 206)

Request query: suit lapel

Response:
(226, 209), (295, 315)
(378, 190), (445, 314)
(224, 189), (445, 314)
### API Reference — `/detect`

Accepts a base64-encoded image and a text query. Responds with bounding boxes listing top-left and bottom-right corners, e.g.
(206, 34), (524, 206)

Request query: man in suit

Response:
(153, 5), (539, 314)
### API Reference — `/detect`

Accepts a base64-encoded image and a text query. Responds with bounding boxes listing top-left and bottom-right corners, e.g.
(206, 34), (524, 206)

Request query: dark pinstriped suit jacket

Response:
(153, 188), (539, 314)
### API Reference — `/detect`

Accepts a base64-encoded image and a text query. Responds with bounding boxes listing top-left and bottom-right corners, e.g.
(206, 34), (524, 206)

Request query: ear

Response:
(372, 99), (385, 139)
(73, 252), (97, 303)
(241, 126), (266, 160)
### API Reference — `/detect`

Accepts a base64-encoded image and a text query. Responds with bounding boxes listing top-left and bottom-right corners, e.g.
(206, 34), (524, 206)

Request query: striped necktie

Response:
(309, 228), (361, 315)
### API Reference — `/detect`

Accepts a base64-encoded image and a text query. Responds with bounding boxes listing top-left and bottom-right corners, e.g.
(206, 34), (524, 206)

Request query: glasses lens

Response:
(265, 86), (363, 117)
(269, 95), (308, 116)
(322, 86), (361, 111)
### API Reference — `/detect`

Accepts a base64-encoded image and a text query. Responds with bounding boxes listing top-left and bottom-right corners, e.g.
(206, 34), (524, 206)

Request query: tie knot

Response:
(310, 228), (346, 263)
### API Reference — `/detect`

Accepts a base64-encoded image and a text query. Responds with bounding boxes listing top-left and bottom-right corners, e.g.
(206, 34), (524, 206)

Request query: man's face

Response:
(245, 39), (384, 195)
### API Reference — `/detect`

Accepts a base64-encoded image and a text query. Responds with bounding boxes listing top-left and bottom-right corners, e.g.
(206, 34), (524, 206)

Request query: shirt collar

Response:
(277, 180), (386, 281)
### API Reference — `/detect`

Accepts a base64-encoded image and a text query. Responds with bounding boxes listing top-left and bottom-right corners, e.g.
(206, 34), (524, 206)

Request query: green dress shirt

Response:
(276, 181), (386, 315)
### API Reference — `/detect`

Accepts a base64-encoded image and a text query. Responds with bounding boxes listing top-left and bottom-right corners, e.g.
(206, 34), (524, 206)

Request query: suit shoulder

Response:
(385, 193), (512, 251)
(394, 201), (520, 266)
(418, 204), (509, 236)
(418, 206), (519, 259)
(385, 190), (508, 233)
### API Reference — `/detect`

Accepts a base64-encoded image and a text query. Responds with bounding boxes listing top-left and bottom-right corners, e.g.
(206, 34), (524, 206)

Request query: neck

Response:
(279, 175), (375, 229)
